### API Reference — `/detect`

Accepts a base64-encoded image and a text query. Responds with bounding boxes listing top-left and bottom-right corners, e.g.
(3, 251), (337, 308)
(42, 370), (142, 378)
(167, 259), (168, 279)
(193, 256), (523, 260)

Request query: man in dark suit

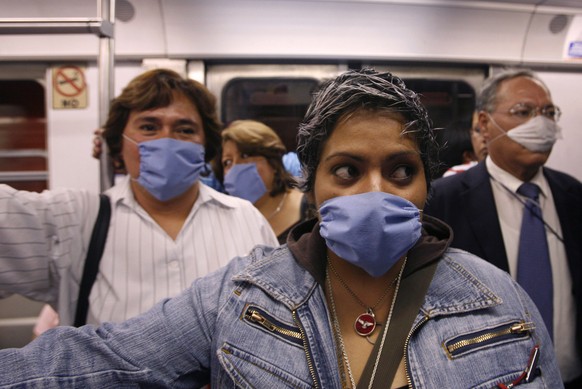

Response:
(425, 69), (582, 386)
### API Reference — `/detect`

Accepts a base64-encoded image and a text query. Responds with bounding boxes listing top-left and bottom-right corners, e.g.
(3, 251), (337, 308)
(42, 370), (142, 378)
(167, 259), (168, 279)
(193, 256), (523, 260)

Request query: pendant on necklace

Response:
(354, 309), (376, 336)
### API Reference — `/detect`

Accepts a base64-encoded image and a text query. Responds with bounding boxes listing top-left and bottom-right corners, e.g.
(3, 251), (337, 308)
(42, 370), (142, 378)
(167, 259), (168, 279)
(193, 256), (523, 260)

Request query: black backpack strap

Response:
(74, 194), (111, 327)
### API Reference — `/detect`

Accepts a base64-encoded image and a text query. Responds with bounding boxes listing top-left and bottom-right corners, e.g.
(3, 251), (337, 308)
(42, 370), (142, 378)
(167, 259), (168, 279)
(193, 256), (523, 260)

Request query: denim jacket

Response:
(0, 222), (562, 388)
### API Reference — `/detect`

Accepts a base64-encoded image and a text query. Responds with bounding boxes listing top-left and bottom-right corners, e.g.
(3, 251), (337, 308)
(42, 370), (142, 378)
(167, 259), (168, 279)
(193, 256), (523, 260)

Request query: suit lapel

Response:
(460, 162), (510, 272)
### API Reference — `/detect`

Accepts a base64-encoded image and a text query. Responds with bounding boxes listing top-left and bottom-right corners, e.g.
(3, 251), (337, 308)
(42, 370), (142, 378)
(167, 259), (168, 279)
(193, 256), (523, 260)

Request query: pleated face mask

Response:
(124, 135), (206, 201)
(319, 191), (422, 277)
(488, 114), (562, 152)
(223, 163), (267, 204)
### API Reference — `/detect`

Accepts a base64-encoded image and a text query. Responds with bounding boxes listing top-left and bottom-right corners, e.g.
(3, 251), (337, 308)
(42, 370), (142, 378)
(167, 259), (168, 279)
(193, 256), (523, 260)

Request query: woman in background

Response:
(220, 120), (308, 242)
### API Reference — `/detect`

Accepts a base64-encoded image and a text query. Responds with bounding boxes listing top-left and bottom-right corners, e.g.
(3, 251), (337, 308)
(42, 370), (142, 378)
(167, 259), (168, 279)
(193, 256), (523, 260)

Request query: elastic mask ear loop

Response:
(122, 134), (140, 181)
(122, 134), (139, 146)
(486, 113), (509, 147)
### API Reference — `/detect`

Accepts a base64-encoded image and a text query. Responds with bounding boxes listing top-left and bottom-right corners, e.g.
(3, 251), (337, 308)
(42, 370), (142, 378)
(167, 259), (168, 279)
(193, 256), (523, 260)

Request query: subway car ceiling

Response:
(1, 0), (582, 67)
(1, 0), (582, 192)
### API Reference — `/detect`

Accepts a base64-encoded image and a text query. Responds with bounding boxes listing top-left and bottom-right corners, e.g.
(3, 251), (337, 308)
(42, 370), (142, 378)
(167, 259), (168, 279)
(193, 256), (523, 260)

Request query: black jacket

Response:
(425, 160), (582, 360)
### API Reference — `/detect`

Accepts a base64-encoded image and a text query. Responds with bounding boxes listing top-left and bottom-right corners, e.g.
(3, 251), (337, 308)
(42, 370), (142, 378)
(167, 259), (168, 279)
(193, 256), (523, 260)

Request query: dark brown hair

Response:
(103, 68), (222, 168)
(297, 68), (437, 193)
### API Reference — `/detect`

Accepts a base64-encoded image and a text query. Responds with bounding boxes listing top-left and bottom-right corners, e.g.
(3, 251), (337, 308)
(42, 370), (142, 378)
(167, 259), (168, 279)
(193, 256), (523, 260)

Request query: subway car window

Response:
(0, 80), (47, 192)
(221, 77), (319, 152)
(403, 78), (476, 131)
(402, 79), (476, 178)
(220, 76), (475, 158)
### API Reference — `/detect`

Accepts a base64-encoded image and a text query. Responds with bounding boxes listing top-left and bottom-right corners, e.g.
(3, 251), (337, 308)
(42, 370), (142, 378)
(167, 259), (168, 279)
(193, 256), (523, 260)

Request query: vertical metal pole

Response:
(98, 0), (115, 191)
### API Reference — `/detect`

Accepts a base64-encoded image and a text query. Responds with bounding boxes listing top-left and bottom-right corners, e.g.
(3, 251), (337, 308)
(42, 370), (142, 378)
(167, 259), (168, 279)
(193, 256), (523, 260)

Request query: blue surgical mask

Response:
(124, 135), (206, 201)
(224, 163), (267, 204)
(319, 191), (422, 277)
(488, 114), (562, 152)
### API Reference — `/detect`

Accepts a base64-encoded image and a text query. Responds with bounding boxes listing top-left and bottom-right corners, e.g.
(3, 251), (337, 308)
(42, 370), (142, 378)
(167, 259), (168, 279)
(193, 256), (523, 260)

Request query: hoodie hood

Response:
(287, 214), (453, 284)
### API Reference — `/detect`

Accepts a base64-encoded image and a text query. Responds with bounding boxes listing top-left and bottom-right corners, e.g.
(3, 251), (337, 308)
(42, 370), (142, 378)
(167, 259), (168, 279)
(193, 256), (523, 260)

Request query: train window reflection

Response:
(0, 80), (47, 192)
(221, 76), (476, 160)
(402, 78), (476, 131)
(221, 77), (319, 151)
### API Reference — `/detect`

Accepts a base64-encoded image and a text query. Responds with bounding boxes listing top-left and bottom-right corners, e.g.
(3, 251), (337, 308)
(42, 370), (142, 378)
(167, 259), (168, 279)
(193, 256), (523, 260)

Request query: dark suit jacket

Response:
(425, 161), (582, 358)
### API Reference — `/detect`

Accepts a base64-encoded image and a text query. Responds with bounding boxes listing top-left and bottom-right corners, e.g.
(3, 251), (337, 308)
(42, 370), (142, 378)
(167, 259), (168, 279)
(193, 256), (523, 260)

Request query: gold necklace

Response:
(328, 257), (403, 338)
(326, 257), (407, 389)
(267, 191), (288, 220)
(327, 270), (357, 389)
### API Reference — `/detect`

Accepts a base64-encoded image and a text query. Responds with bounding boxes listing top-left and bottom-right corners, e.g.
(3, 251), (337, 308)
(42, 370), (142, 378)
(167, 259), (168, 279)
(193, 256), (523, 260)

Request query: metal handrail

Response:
(98, 0), (115, 191)
(0, 171), (48, 182)
(0, 149), (48, 158)
(0, 18), (113, 37)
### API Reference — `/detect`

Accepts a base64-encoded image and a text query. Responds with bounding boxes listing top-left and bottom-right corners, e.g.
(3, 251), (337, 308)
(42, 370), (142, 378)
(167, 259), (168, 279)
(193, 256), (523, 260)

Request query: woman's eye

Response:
(241, 153), (250, 160)
(334, 165), (358, 181)
(222, 159), (232, 169)
(392, 165), (413, 180)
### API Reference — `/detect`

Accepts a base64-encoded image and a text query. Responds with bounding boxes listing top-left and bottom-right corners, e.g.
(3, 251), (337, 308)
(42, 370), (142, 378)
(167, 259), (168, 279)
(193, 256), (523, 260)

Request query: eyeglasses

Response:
(506, 103), (562, 122)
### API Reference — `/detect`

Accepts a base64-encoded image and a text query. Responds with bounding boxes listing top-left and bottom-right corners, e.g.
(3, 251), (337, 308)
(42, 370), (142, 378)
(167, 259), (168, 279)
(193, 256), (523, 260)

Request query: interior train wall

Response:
(1, 0), (581, 192)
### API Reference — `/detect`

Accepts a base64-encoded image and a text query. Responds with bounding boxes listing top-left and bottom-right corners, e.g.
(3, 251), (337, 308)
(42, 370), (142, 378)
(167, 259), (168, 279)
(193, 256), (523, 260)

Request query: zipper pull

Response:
(247, 309), (277, 331)
(523, 345), (540, 383)
(496, 344), (540, 388)
(510, 322), (535, 334)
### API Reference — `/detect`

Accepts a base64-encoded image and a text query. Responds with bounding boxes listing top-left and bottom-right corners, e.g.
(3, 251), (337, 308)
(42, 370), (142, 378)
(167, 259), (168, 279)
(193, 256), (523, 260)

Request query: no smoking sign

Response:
(52, 65), (88, 109)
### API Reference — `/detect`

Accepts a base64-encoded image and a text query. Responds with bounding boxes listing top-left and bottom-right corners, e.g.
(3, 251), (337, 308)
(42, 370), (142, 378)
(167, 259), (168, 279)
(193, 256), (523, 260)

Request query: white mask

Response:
(488, 114), (562, 152)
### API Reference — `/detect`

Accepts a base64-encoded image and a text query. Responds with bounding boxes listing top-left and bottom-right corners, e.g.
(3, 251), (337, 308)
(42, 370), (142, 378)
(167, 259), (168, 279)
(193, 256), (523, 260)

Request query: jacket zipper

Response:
(445, 321), (534, 358)
(240, 307), (318, 387)
(405, 320), (535, 388)
(245, 308), (302, 340)
(404, 315), (429, 389)
(293, 310), (320, 389)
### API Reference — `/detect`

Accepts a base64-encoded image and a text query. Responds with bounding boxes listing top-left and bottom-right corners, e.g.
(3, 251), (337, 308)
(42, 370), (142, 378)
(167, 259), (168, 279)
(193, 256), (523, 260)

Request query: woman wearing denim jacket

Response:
(0, 69), (562, 388)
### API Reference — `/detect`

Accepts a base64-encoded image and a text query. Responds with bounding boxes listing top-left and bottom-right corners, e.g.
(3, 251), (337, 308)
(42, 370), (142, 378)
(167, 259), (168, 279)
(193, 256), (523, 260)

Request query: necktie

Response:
(516, 182), (553, 339)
